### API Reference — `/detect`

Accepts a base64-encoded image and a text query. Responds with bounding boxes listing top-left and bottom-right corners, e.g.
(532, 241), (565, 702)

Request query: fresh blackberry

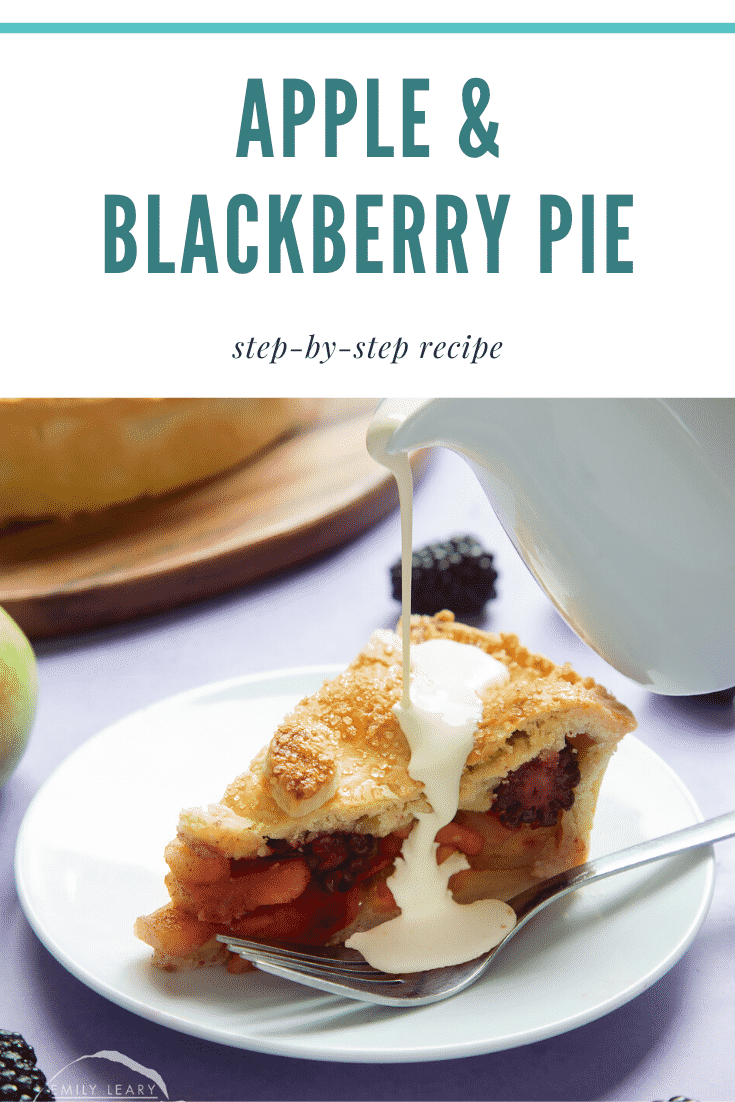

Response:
(689, 686), (735, 706)
(0, 1031), (54, 1101)
(391, 535), (498, 618)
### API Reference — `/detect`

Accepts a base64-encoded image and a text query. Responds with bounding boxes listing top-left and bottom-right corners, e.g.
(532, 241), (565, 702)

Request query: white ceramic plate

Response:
(15, 667), (715, 1064)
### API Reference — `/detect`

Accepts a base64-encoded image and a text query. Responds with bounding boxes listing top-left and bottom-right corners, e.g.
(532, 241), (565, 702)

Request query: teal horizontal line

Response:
(0, 22), (734, 33)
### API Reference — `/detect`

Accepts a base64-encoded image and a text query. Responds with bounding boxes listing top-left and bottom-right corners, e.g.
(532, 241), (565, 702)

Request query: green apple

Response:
(0, 606), (38, 787)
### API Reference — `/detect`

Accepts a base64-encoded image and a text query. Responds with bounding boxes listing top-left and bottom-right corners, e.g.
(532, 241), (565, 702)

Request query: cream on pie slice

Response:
(134, 611), (636, 972)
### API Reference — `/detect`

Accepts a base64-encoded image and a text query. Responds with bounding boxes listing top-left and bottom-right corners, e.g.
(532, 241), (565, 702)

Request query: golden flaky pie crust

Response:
(136, 613), (636, 971)
(0, 397), (306, 525)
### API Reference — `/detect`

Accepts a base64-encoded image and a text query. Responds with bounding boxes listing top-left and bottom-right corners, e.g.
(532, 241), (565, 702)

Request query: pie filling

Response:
(136, 739), (584, 970)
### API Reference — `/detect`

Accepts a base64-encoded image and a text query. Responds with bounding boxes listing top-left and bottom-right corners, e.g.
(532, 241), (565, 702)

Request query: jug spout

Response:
(369, 398), (735, 696)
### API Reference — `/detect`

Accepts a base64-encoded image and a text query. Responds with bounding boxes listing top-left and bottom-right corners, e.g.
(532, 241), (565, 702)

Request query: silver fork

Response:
(217, 809), (735, 1006)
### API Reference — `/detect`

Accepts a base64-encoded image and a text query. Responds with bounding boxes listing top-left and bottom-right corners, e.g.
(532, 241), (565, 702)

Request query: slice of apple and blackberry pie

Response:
(135, 611), (636, 972)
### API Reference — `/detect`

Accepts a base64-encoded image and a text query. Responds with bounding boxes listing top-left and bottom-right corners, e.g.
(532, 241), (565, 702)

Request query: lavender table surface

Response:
(2, 449), (733, 1102)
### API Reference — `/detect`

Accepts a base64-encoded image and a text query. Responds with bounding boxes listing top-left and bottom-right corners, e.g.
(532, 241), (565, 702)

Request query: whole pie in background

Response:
(0, 397), (308, 527)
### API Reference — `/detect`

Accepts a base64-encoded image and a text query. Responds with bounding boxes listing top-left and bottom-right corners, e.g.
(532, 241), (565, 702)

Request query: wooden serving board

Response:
(0, 400), (429, 640)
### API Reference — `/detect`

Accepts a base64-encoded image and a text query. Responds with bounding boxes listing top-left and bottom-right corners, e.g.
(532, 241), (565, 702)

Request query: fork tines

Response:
(216, 935), (406, 985)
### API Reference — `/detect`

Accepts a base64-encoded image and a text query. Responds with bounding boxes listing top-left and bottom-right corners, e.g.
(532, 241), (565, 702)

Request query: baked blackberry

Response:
(490, 743), (582, 829)
(266, 833), (380, 893)
(0, 1031), (54, 1101)
(391, 535), (498, 617)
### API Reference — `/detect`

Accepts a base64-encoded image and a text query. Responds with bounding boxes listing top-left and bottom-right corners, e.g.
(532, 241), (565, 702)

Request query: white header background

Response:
(0, 27), (732, 395)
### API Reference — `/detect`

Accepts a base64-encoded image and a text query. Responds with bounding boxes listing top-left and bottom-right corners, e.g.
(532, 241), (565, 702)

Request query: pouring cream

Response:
(345, 418), (516, 973)
(360, 398), (735, 695)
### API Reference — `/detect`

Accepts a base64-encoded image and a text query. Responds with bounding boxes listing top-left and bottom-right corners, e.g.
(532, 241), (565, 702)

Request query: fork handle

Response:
(512, 808), (735, 923)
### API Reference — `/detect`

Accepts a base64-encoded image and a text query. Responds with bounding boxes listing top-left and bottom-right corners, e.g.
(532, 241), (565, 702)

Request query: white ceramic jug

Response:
(369, 398), (735, 696)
